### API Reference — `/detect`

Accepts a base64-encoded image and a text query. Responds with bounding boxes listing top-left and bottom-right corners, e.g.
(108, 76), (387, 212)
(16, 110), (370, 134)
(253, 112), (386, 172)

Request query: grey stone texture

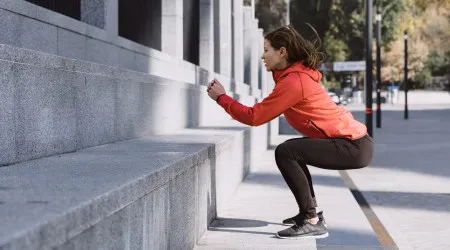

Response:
(0, 129), (258, 249)
(86, 38), (120, 67)
(14, 63), (79, 163)
(0, 8), (57, 55)
(57, 28), (87, 61)
(0, 62), (16, 165)
(75, 74), (117, 149)
(81, 0), (105, 29)
(0, 44), (229, 166)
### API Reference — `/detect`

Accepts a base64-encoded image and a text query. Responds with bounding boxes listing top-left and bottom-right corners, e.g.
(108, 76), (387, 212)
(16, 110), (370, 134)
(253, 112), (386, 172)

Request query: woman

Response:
(207, 25), (374, 239)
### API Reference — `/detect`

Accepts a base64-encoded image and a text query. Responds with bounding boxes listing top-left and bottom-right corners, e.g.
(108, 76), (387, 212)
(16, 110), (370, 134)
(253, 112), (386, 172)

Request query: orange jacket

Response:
(217, 62), (367, 140)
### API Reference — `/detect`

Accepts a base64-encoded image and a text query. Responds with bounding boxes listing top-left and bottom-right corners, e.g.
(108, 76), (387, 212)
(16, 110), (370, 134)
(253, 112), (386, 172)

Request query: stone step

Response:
(0, 128), (261, 249)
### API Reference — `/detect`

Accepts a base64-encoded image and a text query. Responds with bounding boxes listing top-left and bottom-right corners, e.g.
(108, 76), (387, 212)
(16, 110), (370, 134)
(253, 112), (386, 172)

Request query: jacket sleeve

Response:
(216, 76), (304, 126)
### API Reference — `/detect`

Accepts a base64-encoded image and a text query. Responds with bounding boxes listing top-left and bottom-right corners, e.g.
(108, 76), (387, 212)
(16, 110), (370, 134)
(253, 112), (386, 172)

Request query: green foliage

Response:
(413, 68), (432, 87)
(321, 75), (341, 89)
(323, 32), (349, 62)
(425, 50), (450, 76)
(379, 0), (405, 51)
(289, 0), (404, 60)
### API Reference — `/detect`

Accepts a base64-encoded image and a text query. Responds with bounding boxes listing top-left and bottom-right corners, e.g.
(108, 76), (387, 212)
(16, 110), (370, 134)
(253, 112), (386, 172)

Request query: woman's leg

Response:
(275, 135), (373, 221)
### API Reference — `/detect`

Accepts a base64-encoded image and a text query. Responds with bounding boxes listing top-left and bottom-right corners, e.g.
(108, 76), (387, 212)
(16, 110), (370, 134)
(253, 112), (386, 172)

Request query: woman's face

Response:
(262, 39), (286, 71)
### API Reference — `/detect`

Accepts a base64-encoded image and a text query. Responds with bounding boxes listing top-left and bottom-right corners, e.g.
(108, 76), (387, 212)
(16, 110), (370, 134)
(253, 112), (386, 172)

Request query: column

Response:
(199, 0), (214, 72)
(232, 0), (244, 83)
(214, 0), (232, 76)
(162, 0), (183, 58)
(243, 7), (252, 85)
(250, 19), (259, 95)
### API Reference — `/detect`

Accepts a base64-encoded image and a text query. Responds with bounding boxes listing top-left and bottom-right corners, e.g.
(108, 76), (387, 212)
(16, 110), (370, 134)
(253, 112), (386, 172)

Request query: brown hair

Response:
(264, 24), (324, 69)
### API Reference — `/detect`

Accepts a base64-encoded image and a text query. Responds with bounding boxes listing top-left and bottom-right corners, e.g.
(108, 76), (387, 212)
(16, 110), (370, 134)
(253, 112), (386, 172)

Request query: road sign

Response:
(333, 61), (366, 72)
(317, 62), (333, 72)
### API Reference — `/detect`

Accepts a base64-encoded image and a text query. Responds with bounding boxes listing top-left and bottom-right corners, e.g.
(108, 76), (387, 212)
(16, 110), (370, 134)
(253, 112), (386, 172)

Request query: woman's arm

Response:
(208, 77), (304, 126)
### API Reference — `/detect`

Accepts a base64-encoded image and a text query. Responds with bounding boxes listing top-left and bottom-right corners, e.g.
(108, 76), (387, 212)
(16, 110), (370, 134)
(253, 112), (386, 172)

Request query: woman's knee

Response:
(274, 142), (292, 163)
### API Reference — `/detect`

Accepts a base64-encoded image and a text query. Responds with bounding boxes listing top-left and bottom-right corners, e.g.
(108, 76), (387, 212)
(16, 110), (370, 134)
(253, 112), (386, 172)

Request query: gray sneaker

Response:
(276, 219), (328, 239)
(282, 211), (327, 228)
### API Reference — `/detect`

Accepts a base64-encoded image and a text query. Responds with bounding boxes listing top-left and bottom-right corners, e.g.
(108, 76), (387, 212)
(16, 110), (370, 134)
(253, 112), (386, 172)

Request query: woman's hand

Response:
(207, 79), (226, 101)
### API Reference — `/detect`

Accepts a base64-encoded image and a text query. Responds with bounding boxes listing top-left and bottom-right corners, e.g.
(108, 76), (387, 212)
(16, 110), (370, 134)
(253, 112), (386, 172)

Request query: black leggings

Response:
(274, 134), (374, 220)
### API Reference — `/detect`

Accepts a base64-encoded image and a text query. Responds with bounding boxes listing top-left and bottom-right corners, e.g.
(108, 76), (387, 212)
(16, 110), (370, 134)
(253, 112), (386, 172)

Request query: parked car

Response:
(328, 92), (341, 105)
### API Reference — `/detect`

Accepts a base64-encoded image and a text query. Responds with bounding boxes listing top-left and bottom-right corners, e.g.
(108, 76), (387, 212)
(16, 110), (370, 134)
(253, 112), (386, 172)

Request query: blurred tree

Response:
(289, 0), (332, 41)
(425, 51), (450, 76)
(289, 0), (403, 62)
(323, 32), (349, 62)
(254, 0), (287, 33)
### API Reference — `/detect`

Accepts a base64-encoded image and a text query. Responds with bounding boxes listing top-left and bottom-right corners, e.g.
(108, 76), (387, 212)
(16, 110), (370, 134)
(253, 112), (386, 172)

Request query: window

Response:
(119, 0), (161, 50)
(26, 0), (81, 20)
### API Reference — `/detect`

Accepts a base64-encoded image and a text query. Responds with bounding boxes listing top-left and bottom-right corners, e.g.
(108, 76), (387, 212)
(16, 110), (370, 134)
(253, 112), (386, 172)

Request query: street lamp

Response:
(365, 0), (373, 137)
(404, 30), (408, 120)
(376, 3), (382, 128)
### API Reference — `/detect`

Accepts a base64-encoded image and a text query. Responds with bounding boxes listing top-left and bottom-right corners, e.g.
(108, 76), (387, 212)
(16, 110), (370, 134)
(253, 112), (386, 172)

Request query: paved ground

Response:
(349, 104), (450, 250)
(196, 104), (450, 250)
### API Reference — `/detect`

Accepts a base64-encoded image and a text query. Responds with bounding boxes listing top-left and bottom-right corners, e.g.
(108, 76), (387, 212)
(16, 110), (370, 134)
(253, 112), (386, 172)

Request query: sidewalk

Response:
(195, 135), (381, 250)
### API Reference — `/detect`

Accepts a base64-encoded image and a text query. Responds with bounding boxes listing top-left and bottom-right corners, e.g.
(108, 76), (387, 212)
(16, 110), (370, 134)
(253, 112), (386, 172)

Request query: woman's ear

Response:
(280, 47), (287, 59)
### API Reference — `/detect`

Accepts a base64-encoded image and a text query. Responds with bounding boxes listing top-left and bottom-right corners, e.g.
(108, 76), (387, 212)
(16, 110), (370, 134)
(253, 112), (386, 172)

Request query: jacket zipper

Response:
(308, 120), (329, 138)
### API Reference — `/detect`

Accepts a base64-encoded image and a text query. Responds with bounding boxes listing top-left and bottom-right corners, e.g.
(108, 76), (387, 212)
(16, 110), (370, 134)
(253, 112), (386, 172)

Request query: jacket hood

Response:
(272, 62), (322, 83)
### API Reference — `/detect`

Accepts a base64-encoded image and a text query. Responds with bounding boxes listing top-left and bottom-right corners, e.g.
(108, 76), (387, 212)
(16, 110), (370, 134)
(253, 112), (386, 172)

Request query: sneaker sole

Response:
(283, 222), (328, 229)
(275, 232), (329, 239)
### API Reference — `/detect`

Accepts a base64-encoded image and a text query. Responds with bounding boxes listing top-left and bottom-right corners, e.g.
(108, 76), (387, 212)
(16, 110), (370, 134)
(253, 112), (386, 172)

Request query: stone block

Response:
(135, 53), (150, 73)
(144, 185), (170, 250)
(57, 28), (86, 61)
(14, 63), (78, 163)
(140, 81), (189, 135)
(0, 9), (18, 47)
(196, 158), (214, 241)
(0, 9), (57, 55)
(118, 48), (137, 71)
(18, 13), (58, 55)
(169, 166), (197, 250)
(115, 80), (147, 140)
(186, 85), (202, 128)
(86, 38), (119, 67)
(55, 206), (129, 250)
(0, 61), (16, 166)
(75, 74), (117, 149)
(80, 0), (105, 29)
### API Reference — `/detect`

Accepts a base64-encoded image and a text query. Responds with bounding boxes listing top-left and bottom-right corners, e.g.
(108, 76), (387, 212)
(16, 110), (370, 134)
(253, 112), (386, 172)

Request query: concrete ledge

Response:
(0, 128), (257, 249)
